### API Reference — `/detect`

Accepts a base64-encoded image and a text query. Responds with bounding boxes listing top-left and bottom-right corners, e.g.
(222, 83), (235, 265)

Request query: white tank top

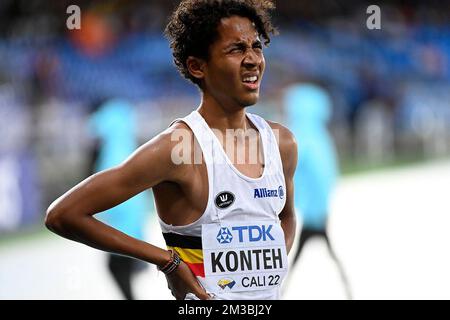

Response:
(158, 110), (287, 300)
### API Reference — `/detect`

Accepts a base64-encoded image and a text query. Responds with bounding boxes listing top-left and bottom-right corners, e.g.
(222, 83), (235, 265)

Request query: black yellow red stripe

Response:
(163, 232), (205, 277)
(167, 247), (203, 263)
(162, 232), (202, 249)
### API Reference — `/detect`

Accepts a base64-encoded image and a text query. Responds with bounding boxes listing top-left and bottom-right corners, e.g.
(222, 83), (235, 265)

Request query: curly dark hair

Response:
(165, 0), (277, 86)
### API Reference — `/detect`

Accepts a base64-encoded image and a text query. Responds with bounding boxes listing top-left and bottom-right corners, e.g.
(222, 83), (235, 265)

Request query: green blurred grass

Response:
(341, 153), (427, 175)
(0, 225), (50, 248)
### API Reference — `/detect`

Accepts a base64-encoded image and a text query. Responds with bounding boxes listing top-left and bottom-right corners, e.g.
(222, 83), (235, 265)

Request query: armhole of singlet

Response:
(158, 117), (213, 231)
(250, 114), (288, 217)
(248, 114), (285, 174)
(269, 123), (288, 217)
(267, 120), (286, 175)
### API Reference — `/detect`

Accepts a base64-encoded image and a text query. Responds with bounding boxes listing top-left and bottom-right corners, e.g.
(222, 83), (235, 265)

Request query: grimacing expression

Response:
(202, 16), (266, 110)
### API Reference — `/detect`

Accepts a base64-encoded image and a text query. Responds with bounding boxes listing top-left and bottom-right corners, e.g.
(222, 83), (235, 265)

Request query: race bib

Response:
(202, 221), (288, 293)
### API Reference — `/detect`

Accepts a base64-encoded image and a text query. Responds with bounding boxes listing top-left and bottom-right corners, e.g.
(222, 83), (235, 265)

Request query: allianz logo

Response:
(254, 186), (284, 200)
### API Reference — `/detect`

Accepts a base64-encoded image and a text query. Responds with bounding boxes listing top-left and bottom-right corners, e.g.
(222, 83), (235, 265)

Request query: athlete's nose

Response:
(243, 49), (262, 69)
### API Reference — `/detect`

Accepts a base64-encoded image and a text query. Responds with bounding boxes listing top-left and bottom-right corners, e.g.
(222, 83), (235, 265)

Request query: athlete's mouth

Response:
(242, 75), (258, 83)
(242, 74), (259, 90)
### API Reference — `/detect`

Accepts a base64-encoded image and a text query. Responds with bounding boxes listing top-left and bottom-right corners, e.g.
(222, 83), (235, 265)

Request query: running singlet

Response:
(158, 110), (288, 300)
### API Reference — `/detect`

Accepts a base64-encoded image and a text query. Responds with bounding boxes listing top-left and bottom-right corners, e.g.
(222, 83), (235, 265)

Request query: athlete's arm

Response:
(45, 124), (209, 299)
(269, 122), (298, 254)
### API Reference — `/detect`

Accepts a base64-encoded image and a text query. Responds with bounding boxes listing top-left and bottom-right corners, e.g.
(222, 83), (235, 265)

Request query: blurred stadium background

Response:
(0, 0), (449, 299)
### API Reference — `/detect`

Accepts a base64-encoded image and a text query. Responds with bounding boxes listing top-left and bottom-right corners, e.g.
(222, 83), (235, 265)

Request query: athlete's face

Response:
(203, 16), (265, 110)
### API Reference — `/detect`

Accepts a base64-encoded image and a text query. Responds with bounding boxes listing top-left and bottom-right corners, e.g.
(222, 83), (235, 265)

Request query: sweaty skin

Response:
(45, 16), (297, 300)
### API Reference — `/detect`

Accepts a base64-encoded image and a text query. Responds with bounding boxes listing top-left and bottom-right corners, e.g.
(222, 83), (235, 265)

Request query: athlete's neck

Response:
(197, 95), (251, 133)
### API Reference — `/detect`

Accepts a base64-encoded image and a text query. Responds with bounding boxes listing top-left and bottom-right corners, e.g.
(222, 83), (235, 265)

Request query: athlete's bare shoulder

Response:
(113, 120), (195, 189)
(267, 120), (298, 177)
(166, 120), (194, 138)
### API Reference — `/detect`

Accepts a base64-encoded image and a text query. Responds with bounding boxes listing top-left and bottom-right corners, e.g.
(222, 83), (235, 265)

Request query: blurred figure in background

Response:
(284, 83), (352, 299)
(89, 98), (151, 300)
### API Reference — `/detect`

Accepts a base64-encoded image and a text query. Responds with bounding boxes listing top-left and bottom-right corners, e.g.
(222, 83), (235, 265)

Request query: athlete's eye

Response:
(228, 43), (247, 54)
(230, 47), (244, 54)
(253, 43), (263, 53)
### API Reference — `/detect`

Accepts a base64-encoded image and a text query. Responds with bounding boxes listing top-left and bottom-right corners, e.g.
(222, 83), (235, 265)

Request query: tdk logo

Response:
(254, 186), (284, 199)
(217, 227), (233, 244)
(216, 225), (274, 244)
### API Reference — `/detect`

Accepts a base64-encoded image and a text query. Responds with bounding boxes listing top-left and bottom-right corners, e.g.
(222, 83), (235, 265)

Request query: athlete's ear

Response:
(186, 56), (205, 81)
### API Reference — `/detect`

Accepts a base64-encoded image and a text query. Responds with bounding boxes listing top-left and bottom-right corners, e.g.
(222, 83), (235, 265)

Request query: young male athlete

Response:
(46, 0), (298, 300)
